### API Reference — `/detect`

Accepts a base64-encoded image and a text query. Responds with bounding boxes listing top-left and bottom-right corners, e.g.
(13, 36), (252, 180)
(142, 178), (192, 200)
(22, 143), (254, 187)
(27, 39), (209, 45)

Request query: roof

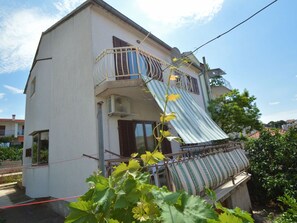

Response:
(24, 0), (203, 93)
(0, 119), (24, 123)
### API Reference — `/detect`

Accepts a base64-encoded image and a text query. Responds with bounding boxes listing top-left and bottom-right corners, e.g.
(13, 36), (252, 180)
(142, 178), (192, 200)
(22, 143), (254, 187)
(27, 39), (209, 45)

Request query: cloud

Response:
(4, 85), (23, 94)
(261, 109), (297, 123)
(54, 0), (84, 16)
(0, 93), (5, 99)
(269, 101), (280, 105)
(135, 0), (224, 28)
(0, 108), (3, 113)
(0, 0), (84, 74)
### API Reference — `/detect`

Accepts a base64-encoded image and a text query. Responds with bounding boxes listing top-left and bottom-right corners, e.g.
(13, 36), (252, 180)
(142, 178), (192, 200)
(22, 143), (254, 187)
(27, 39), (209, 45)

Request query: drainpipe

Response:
(97, 102), (105, 175)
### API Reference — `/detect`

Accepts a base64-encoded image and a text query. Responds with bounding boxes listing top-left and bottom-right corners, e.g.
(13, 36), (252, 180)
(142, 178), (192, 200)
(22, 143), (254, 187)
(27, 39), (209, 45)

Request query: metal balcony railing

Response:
(209, 76), (232, 90)
(94, 47), (199, 94)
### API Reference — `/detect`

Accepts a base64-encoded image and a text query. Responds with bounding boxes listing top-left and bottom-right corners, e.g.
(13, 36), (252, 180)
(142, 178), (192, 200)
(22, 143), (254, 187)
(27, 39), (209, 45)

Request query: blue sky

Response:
(0, 0), (296, 123)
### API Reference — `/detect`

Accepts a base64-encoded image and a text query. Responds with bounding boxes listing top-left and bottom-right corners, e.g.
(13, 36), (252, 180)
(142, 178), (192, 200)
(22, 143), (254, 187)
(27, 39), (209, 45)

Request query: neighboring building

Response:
(0, 114), (24, 145)
(282, 119), (297, 131)
(23, 0), (251, 213)
(207, 68), (232, 99)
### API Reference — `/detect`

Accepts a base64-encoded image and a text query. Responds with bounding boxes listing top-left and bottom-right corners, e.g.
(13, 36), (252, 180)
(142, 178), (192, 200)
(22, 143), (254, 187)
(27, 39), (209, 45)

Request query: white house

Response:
(0, 114), (24, 145)
(23, 0), (251, 214)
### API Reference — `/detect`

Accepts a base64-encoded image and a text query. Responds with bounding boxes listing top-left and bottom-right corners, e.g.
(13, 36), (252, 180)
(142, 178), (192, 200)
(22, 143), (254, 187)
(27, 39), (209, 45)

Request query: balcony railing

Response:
(209, 76), (232, 90)
(94, 47), (199, 94)
(0, 130), (24, 137)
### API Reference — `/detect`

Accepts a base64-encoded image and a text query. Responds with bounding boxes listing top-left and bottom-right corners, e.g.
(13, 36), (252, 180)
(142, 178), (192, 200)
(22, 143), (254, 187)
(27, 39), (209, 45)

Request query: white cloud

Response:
(0, 93), (5, 99)
(261, 109), (297, 123)
(0, 108), (3, 113)
(0, 0), (84, 74)
(54, 0), (84, 16)
(269, 101), (280, 105)
(135, 0), (224, 27)
(4, 85), (23, 94)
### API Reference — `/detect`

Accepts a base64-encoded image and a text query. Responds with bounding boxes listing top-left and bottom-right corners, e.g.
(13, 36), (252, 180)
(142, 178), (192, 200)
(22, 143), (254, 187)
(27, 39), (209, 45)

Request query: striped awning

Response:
(167, 148), (249, 195)
(142, 77), (229, 144)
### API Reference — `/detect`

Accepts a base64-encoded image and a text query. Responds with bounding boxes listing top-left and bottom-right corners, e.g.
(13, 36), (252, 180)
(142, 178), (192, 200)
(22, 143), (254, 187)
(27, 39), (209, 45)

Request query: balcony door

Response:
(118, 120), (172, 157)
(112, 36), (163, 81)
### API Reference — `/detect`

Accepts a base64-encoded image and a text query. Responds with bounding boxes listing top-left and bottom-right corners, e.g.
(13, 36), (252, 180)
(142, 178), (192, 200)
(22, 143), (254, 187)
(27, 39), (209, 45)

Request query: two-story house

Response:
(0, 114), (24, 146)
(23, 0), (251, 214)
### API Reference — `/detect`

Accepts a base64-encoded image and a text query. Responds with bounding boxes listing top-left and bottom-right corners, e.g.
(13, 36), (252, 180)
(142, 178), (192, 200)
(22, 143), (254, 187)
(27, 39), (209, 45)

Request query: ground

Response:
(0, 183), (64, 223)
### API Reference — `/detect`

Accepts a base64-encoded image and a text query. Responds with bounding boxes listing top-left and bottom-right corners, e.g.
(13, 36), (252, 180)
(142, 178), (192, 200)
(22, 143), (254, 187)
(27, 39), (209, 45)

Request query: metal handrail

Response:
(94, 47), (199, 94)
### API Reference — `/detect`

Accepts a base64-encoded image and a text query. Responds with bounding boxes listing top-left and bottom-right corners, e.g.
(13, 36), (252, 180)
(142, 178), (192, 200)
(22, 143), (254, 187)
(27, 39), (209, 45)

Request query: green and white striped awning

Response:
(143, 77), (229, 144)
(167, 148), (249, 195)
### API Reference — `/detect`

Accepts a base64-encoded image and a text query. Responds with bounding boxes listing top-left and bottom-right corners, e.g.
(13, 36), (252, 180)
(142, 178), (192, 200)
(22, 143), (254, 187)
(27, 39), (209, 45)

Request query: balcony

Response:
(93, 47), (199, 97)
(209, 76), (232, 99)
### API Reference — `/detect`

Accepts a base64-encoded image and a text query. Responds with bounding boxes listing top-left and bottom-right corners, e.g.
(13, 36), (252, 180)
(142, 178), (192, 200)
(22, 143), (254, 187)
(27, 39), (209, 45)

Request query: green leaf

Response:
(160, 112), (176, 122)
(65, 201), (97, 223)
(112, 162), (129, 178)
(128, 159), (141, 172)
(160, 194), (216, 223)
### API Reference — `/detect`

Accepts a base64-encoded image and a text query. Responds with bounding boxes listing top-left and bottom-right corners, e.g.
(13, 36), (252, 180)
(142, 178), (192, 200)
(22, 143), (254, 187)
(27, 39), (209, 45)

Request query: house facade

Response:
(23, 0), (251, 212)
(0, 115), (24, 145)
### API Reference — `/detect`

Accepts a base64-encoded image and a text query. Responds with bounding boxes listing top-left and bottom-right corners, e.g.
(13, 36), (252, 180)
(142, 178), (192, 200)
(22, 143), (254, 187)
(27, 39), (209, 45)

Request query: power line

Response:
(192, 0), (278, 55)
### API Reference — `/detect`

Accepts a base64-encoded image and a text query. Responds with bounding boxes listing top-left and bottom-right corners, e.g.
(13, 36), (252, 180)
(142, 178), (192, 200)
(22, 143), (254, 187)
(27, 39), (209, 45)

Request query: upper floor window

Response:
(30, 77), (36, 97)
(32, 130), (49, 165)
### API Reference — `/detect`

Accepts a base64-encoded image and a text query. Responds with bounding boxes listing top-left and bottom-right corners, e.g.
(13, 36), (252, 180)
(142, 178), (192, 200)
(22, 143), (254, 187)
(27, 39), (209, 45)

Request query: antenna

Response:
(170, 47), (182, 66)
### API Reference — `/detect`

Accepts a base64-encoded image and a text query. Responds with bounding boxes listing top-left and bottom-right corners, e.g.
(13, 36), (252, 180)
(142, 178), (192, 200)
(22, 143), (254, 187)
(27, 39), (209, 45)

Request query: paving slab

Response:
(0, 184), (64, 223)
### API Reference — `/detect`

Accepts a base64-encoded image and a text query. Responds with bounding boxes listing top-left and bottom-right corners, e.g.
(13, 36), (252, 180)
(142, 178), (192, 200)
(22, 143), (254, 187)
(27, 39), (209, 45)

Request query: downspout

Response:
(97, 102), (105, 175)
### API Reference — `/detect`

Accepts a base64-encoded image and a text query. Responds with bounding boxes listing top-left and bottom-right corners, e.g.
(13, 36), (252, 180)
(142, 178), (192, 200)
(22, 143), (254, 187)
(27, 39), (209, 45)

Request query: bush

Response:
(245, 127), (297, 202)
(0, 147), (23, 162)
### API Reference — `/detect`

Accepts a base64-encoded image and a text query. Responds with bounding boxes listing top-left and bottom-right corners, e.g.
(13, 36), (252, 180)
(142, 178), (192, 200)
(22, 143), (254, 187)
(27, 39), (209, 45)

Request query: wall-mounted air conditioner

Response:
(107, 95), (131, 117)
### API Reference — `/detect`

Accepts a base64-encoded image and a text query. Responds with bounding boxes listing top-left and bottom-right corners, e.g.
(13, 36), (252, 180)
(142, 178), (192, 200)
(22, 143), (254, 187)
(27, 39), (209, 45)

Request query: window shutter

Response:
(113, 36), (130, 79)
(191, 77), (200, 94)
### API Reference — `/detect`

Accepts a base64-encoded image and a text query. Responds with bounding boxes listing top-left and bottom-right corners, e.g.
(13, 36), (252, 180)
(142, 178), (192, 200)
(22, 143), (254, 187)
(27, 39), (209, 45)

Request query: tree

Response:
(208, 89), (262, 134)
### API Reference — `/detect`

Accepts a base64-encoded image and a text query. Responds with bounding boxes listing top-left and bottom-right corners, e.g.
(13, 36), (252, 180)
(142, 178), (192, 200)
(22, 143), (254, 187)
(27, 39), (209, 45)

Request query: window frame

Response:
(31, 130), (49, 166)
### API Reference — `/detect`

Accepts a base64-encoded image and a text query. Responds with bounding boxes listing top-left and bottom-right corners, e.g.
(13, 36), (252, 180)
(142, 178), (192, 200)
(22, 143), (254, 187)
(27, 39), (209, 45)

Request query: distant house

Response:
(23, 0), (252, 214)
(0, 114), (24, 145)
(207, 68), (232, 99)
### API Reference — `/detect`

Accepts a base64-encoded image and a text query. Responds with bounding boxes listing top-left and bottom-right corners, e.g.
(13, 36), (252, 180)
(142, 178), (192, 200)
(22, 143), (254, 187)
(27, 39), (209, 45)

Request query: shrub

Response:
(0, 147), (23, 162)
(245, 127), (297, 202)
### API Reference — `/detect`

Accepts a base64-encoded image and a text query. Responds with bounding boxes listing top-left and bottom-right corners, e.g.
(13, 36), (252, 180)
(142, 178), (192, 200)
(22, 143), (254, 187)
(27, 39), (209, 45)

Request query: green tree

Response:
(208, 89), (262, 134)
(245, 128), (297, 202)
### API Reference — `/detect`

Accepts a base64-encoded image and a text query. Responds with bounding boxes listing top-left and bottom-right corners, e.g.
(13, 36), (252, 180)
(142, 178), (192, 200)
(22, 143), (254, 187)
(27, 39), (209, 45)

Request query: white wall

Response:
(24, 7), (98, 198)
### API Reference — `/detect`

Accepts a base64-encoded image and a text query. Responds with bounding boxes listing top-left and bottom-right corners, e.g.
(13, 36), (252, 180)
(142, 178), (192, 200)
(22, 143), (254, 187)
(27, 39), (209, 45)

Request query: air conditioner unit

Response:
(107, 95), (131, 117)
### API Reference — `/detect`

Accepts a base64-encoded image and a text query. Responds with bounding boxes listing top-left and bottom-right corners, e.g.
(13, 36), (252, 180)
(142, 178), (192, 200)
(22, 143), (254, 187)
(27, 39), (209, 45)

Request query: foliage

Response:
(0, 136), (14, 143)
(208, 89), (262, 134)
(65, 155), (253, 223)
(0, 147), (23, 162)
(209, 76), (225, 87)
(265, 120), (286, 129)
(272, 194), (297, 223)
(245, 127), (297, 202)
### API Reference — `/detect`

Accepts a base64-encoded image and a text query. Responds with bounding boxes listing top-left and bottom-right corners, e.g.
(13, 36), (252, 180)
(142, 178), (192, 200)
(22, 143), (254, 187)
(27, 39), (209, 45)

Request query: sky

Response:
(0, 0), (296, 123)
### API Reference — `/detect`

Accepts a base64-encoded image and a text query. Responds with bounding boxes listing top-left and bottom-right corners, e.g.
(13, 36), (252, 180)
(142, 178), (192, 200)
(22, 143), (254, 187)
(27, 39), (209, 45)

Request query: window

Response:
(190, 77), (200, 94)
(118, 120), (172, 157)
(30, 77), (36, 97)
(32, 131), (49, 165)
(0, 125), (5, 136)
